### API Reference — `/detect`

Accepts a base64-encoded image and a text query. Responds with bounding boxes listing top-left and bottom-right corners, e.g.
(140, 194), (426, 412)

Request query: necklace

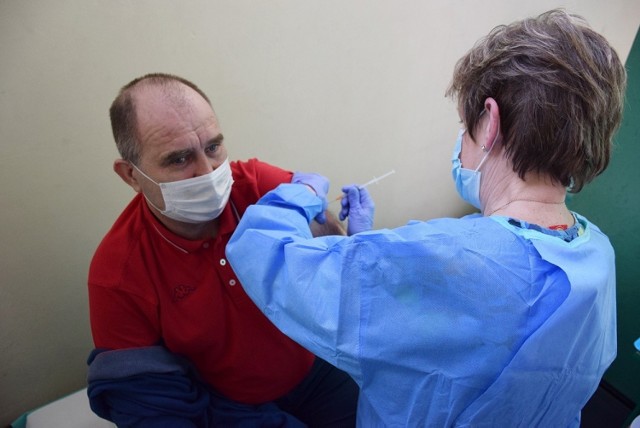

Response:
(486, 198), (565, 216)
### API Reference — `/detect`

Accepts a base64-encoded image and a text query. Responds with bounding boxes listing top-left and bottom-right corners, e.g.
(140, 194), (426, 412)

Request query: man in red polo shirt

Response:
(87, 73), (358, 426)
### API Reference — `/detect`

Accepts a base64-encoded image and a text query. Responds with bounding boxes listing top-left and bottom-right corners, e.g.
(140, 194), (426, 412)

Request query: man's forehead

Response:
(133, 83), (217, 124)
(132, 82), (189, 109)
(131, 82), (221, 156)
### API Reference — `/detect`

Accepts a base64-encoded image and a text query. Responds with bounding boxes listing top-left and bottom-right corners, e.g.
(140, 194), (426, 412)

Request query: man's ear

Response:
(483, 97), (501, 151)
(114, 159), (142, 192)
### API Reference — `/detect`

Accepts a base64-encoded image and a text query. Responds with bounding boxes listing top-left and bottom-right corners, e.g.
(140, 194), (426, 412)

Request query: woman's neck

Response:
(483, 173), (572, 228)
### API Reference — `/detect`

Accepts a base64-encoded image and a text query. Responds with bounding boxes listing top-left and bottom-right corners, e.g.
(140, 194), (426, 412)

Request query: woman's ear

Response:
(483, 97), (501, 150)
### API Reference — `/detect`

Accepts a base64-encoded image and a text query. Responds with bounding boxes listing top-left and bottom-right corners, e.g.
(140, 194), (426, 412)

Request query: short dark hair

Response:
(446, 9), (627, 192)
(109, 73), (212, 164)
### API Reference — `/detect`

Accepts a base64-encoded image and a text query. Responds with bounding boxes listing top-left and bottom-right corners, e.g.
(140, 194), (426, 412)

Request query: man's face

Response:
(130, 84), (228, 211)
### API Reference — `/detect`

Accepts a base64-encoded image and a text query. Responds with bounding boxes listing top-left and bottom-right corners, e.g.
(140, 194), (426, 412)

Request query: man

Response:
(87, 73), (358, 427)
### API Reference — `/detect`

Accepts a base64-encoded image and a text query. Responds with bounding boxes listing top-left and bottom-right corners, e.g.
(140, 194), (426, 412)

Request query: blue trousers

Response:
(210, 357), (358, 427)
(275, 357), (358, 427)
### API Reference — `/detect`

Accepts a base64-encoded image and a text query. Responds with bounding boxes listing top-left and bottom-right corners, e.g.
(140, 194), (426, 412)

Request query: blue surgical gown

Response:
(226, 184), (617, 427)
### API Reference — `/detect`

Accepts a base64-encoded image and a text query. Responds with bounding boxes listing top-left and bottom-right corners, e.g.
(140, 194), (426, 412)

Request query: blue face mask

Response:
(451, 129), (491, 210)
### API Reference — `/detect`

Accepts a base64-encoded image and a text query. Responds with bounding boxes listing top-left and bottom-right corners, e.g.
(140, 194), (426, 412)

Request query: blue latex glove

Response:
(339, 185), (375, 235)
(291, 172), (329, 224)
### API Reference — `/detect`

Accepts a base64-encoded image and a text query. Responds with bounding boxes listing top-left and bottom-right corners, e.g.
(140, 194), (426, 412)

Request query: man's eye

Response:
(170, 156), (188, 165)
(205, 144), (219, 155)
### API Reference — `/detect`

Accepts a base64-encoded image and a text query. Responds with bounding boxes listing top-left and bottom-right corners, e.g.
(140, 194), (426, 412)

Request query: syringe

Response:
(332, 169), (396, 202)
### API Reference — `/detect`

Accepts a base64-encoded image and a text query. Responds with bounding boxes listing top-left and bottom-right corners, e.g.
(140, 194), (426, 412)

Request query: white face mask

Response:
(451, 129), (491, 209)
(133, 158), (234, 223)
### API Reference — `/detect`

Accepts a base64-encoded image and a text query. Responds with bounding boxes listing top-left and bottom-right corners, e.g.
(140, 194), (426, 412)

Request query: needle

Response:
(332, 169), (396, 202)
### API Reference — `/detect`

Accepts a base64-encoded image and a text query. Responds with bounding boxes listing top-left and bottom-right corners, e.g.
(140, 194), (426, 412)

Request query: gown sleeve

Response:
(226, 183), (363, 383)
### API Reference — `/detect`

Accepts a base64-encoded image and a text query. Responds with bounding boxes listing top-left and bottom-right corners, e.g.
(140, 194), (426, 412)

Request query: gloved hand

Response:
(339, 185), (375, 235)
(291, 172), (329, 224)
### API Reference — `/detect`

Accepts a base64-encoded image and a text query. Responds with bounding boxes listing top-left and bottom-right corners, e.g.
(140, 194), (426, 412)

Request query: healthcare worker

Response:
(227, 9), (626, 427)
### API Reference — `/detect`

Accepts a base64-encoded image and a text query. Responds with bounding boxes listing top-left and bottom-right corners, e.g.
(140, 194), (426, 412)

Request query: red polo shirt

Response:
(88, 158), (314, 404)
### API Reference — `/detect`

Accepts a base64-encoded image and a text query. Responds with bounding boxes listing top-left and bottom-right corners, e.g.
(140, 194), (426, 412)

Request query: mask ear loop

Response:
(131, 162), (161, 186)
(474, 131), (499, 172)
(469, 109), (491, 157)
(130, 163), (167, 213)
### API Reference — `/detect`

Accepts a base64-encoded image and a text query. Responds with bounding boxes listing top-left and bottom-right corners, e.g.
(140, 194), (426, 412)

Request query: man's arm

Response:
(310, 210), (346, 237)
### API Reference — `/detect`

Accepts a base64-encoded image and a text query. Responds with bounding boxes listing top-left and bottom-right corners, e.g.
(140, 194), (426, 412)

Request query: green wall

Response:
(567, 28), (640, 404)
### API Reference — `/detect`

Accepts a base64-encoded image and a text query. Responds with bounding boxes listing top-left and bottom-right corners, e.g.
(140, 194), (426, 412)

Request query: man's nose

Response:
(193, 153), (214, 177)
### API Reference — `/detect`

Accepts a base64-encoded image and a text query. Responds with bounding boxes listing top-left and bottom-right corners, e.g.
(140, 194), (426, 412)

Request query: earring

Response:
(481, 145), (488, 153)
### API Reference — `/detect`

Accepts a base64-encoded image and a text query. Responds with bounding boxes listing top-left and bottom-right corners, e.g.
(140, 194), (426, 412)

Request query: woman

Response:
(227, 9), (626, 427)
